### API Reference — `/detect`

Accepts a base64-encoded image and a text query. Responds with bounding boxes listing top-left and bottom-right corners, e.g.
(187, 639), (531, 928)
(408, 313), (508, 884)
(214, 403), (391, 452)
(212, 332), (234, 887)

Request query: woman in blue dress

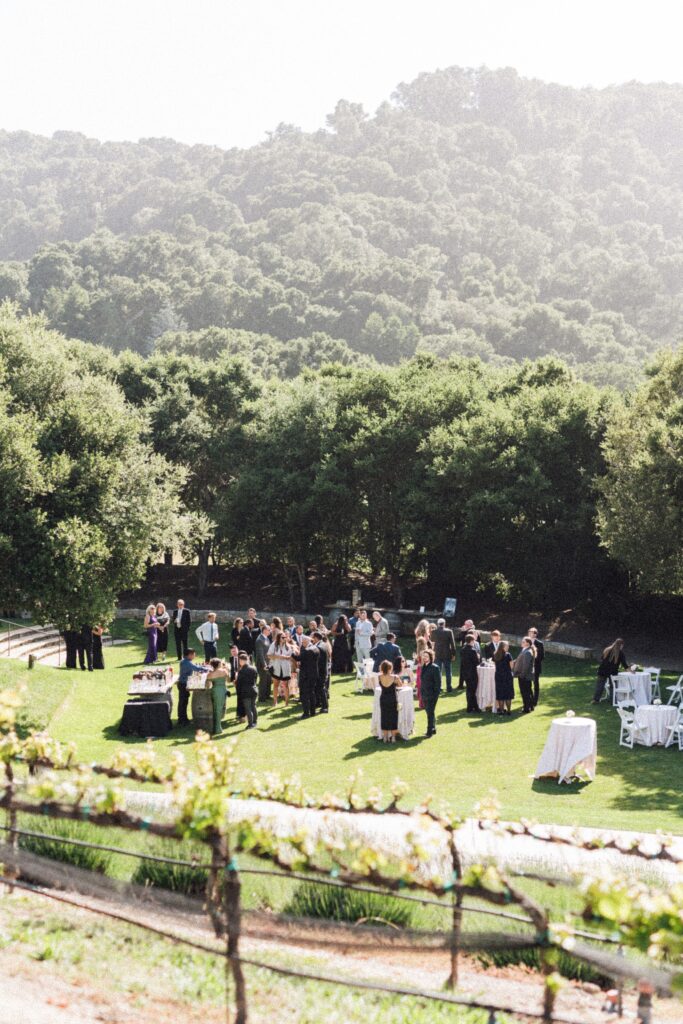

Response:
(494, 641), (514, 715)
(143, 604), (159, 665)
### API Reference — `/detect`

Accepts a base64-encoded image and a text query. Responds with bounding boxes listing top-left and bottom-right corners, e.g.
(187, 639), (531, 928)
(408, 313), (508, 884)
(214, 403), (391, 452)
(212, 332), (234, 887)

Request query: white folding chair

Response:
(664, 709), (683, 749)
(599, 675), (614, 702)
(355, 661), (367, 693)
(666, 674), (683, 706)
(617, 705), (645, 749)
(642, 667), (661, 701)
(612, 675), (631, 706)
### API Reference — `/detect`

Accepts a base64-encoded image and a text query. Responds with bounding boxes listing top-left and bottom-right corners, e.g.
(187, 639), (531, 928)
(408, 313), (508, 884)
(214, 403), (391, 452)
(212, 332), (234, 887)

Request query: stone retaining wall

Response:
(116, 608), (596, 660)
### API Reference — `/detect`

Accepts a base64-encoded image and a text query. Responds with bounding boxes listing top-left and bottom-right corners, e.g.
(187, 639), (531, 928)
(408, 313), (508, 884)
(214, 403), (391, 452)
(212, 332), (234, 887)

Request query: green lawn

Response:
(2, 620), (682, 835)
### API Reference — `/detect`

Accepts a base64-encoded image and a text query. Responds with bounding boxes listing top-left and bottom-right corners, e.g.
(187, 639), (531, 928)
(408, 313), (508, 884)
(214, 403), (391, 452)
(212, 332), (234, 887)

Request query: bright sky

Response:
(2, 0), (681, 149)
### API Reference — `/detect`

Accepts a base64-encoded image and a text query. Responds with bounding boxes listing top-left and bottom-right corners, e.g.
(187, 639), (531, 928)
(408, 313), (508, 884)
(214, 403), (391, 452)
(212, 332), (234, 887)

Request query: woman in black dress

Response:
(378, 659), (399, 743)
(330, 614), (353, 674)
(92, 625), (105, 670)
(592, 638), (628, 703)
(494, 641), (514, 715)
(156, 603), (170, 661)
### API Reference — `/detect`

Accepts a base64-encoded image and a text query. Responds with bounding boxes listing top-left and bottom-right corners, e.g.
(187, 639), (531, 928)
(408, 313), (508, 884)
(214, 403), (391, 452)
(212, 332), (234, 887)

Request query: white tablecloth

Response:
(534, 717), (597, 784)
(476, 663), (496, 711)
(633, 705), (679, 747)
(371, 686), (414, 739)
(617, 672), (652, 707)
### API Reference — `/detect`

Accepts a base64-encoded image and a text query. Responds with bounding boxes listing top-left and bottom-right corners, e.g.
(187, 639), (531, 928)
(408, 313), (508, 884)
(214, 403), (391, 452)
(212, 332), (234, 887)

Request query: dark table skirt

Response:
(120, 695), (172, 737)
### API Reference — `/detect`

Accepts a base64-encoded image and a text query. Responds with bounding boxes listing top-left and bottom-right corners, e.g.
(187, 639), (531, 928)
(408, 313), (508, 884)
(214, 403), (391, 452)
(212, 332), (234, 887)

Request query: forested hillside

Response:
(1, 66), (683, 382)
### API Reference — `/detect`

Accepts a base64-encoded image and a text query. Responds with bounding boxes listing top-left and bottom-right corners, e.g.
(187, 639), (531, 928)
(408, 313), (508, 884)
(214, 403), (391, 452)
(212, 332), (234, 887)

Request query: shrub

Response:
(476, 946), (610, 986)
(18, 818), (112, 874)
(285, 882), (414, 928)
(131, 841), (209, 897)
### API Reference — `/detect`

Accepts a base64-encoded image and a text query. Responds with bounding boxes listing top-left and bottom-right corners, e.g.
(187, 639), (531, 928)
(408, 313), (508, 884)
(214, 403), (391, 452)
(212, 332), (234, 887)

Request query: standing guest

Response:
(294, 636), (319, 719)
(370, 633), (401, 673)
(494, 641), (514, 715)
(293, 623), (305, 648)
(254, 624), (272, 702)
(286, 615), (297, 638)
(155, 603), (170, 661)
(433, 618), (457, 693)
(306, 619), (318, 636)
(268, 630), (294, 707)
(414, 618), (430, 642)
(484, 630), (501, 661)
(231, 617), (244, 647)
(457, 619), (480, 690)
(377, 659), (400, 743)
(348, 607), (360, 652)
(226, 644), (244, 721)
(528, 627), (544, 708)
(420, 650), (442, 738)
(461, 634), (481, 712)
(177, 648), (205, 726)
(246, 617), (260, 652)
(330, 614), (353, 674)
(236, 619), (253, 653)
(354, 609), (373, 663)
(271, 616), (284, 633)
(372, 610), (390, 645)
(515, 637), (536, 714)
(235, 653), (258, 729)
(592, 638), (628, 704)
(62, 628), (79, 669)
(92, 625), (105, 670)
(78, 623), (94, 672)
(247, 608), (258, 628)
(196, 613), (219, 662)
(172, 599), (191, 660)
(142, 606), (158, 665)
(311, 632), (330, 713)
(414, 633), (432, 709)
(205, 658), (230, 736)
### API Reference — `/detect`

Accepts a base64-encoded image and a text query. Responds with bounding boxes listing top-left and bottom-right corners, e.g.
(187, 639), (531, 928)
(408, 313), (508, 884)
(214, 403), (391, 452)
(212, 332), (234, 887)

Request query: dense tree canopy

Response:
(1, 67), (682, 384)
(0, 308), (180, 626)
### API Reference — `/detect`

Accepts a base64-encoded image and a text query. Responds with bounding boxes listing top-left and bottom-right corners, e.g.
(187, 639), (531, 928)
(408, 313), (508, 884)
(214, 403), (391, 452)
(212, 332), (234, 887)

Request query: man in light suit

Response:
(172, 599), (191, 660)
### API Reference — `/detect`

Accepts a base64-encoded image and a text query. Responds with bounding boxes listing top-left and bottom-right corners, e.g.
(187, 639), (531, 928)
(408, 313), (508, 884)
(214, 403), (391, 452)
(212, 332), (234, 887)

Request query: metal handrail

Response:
(0, 617), (63, 666)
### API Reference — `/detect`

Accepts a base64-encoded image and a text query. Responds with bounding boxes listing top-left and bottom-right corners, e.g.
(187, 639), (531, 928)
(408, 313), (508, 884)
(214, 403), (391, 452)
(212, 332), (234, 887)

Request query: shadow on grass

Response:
(531, 779), (593, 796)
(343, 733), (427, 760)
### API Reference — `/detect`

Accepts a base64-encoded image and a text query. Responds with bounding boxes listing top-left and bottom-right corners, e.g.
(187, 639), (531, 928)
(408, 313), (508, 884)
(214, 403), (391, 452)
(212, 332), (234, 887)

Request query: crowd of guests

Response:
(62, 624), (105, 671)
(138, 600), (549, 740)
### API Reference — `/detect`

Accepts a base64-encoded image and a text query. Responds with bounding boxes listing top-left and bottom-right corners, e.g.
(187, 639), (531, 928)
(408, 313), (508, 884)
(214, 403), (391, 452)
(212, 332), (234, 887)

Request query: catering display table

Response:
(534, 716), (597, 784)
(371, 686), (414, 740)
(476, 663), (496, 711)
(616, 672), (653, 707)
(120, 668), (176, 737)
(633, 704), (679, 747)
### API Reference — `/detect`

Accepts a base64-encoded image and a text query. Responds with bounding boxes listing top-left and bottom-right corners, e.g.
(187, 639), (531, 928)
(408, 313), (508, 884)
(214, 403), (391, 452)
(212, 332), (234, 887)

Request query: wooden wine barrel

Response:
(191, 688), (213, 734)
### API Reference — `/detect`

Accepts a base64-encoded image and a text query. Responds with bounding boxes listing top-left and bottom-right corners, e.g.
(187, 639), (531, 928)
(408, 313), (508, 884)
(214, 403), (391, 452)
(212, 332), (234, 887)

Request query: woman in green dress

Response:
(205, 658), (231, 736)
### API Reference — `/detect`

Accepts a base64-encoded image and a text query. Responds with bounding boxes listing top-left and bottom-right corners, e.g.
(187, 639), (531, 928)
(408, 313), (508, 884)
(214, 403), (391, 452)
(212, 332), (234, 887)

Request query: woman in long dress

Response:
(494, 641), (514, 715)
(155, 603), (170, 661)
(143, 604), (158, 665)
(92, 625), (105, 670)
(378, 659), (399, 743)
(205, 658), (231, 736)
(330, 614), (353, 674)
(268, 630), (294, 707)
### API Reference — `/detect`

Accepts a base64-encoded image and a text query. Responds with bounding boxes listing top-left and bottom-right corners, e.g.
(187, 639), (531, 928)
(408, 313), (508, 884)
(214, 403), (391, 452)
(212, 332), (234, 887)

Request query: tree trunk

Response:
(196, 539), (212, 597)
(390, 573), (404, 609)
(281, 563), (295, 609)
(295, 562), (308, 612)
(163, 549), (173, 567)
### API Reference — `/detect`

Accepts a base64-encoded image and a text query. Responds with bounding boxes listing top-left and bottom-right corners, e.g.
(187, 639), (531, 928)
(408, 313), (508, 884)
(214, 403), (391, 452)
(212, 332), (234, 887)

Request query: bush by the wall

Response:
(285, 882), (414, 928)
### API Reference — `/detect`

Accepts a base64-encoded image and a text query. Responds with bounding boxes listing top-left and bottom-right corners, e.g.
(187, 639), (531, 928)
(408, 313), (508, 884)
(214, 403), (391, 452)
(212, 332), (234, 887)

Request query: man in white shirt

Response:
(354, 609), (373, 663)
(196, 612), (219, 662)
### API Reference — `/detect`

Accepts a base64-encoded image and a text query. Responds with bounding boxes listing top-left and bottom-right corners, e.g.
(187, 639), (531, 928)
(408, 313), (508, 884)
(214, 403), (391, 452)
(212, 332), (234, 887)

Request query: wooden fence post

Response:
(224, 848), (248, 1024)
(447, 830), (463, 990)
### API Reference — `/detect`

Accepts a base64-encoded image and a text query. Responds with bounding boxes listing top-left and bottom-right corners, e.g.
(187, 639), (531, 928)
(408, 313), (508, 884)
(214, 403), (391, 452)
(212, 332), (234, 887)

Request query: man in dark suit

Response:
(78, 624), (93, 672)
(461, 635), (481, 712)
(528, 627), (544, 708)
(172, 599), (191, 660)
(254, 624), (272, 702)
(433, 618), (457, 692)
(483, 629), (501, 661)
(369, 633), (401, 672)
(294, 636), (320, 719)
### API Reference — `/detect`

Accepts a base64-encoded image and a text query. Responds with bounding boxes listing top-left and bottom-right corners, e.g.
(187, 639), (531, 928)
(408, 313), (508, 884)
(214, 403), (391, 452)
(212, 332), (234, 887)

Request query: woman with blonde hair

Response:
(155, 602), (170, 661)
(268, 629), (294, 707)
(414, 633), (432, 709)
(143, 604), (159, 665)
